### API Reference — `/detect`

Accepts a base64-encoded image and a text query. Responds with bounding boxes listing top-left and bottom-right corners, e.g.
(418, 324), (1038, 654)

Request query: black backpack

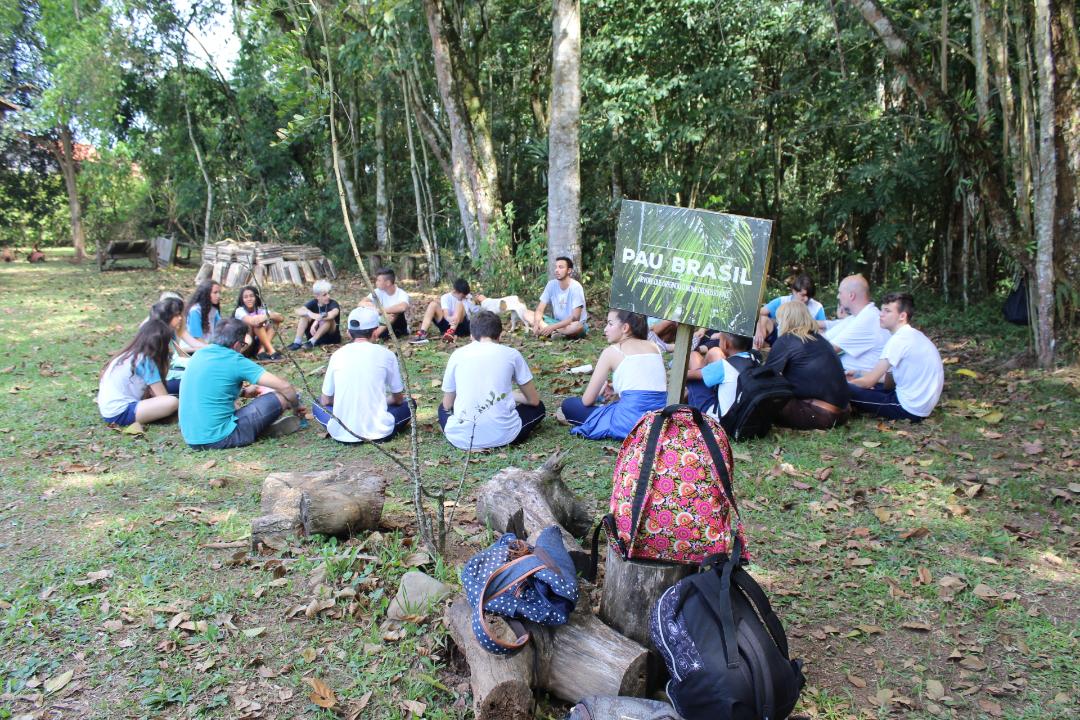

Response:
(650, 537), (805, 720)
(1003, 277), (1029, 325)
(720, 365), (793, 441)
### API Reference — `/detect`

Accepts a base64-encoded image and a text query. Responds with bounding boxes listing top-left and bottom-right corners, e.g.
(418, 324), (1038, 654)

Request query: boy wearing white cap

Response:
(312, 307), (412, 441)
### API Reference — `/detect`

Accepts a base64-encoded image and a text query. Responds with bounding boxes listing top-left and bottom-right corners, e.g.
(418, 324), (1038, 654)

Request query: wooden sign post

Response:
(609, 200), (774, 405)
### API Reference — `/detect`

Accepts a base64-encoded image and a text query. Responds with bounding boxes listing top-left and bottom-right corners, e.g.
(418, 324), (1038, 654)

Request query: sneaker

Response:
(256, 352), (271, 361)
(263, 415), (301, 439)
(409, 331), (429, 345)
(441, 327), (457, 343)
(268, 352), (283, 362)
(286, 341), (303, 351)
(301, 341), (314, 350)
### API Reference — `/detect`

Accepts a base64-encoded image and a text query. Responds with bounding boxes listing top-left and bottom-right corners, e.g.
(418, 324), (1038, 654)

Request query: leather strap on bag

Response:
(477, 554), (547, 651)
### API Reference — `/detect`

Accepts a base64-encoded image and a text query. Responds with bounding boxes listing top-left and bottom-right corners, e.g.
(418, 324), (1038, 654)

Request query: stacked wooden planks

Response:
(194, 241), (336, 288)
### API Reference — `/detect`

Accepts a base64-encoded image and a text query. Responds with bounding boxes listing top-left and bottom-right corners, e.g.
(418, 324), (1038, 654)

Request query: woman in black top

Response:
(765, 301), (850, 430)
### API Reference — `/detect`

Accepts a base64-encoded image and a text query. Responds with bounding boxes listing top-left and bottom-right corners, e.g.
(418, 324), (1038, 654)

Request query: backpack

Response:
(590, 404), (747, 577)
(461, 526), (579, 655)
(1003, 276), (1029, 325)
(719, 365), (793, 441)
(566, 696), (683, 720)
(650, 536), (805, 720)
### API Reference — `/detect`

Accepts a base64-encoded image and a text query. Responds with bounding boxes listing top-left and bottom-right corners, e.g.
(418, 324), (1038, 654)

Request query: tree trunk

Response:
(56, 123), (87, 262)
(1033, 0), (1057, 366)
(375, 91), (391, 252)
(401, 75), (440, 282)
(1052, 1), (1080, 309)
(423, 0), (501, 260)
(179, 60), (213, 247)
(547, 0), (582, 275)
(972, 0), (990, 120)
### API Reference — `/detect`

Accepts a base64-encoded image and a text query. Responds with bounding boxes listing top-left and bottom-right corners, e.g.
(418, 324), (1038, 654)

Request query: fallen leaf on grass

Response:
(901, 621), (931, 632)
(916, 567), (933, 585)
(978, 699), (1003, 716)
(305, 677), (337, 709)
(73, 569), (113, 586)
(120, 422), (145, 436)
(346, 690), (374, 719)
(973, 584), (999, 601)
(242, 627), (266, 638)
(924, 678), (946, 700)
(301, 648), (317, 663)
(955, 368), (979, 379)
(872, 508), (891, 523)
(402, 699), (427, 717)
(1021, 440), (1044, 456)
(900, 527), (930, 540)
(862, 441), (882, 448)
(847, 674), (867, 688)
(403, 552), (431, 568)
(44, 669), (73, 694)
(958, 656), (988, 671)
(102, 619), (123, 632)
(980, 411), (1004, 424)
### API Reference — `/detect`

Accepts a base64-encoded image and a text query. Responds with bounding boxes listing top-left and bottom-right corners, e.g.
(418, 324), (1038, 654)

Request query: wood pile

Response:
(195, 241), (336, 288)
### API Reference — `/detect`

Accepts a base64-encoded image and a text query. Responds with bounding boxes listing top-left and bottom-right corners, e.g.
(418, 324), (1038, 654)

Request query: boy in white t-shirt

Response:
(411, 278), (484, 344)
(440, 310), (545, 449)
(532, 256), (587, 339)
(362, 267), (411, 341)
(847, 292), (944, 422)
(313, 307), (412, 442)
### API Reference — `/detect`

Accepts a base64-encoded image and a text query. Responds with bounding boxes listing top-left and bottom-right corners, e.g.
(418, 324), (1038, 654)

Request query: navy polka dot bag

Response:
(461, 525), (579, 654)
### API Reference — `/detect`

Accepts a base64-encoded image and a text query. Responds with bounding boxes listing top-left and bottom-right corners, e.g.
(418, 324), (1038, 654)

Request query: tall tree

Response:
(547, 0), (581, 275)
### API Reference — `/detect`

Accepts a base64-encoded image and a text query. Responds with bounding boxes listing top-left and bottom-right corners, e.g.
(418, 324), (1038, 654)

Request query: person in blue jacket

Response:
(753, 274), (826, 349)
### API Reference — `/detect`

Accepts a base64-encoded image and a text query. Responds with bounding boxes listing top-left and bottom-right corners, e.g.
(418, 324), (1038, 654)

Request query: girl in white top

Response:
(560, 310), (667, 440)
(234, 285), (285, 360)
(97, 319), (179, 427)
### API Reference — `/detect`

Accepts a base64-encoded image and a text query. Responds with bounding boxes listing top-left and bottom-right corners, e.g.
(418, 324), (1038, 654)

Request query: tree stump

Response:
(250, 463), (386, 551)
(476, 451), (594, 571)
(446, 596), (648, 719)
(446, 597), (535, 720)
(598, 545), (695, 647)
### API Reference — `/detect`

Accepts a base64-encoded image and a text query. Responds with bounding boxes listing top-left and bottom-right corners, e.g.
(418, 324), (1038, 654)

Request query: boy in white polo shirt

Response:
(313, 307), (412, 442)
(440, 310), (545, 449)
(847, 292), (944, 422)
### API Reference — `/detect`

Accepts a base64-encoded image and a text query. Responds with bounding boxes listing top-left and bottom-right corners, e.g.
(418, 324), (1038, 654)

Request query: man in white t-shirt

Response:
(847, 292), (944, 422)
(313, 307), (412, 442)
(440, 310), (545, 449)
(411, 278), (484, 344)
(362, 267), (411, 341)
(532, 256), (587, 339)
(823, 274), (891, 374)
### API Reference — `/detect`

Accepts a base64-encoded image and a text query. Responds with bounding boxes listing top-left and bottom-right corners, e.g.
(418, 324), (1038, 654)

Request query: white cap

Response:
(348, 307), (380, 331)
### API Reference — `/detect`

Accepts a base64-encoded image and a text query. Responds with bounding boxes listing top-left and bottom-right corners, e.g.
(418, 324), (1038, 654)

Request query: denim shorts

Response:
(102, 401), (139, 427)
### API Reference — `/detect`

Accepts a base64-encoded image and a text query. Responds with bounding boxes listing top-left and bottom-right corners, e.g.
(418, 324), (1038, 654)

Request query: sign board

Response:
(609, 200), (773, 337)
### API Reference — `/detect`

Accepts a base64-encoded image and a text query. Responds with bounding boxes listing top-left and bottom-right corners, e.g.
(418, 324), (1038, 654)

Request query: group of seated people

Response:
(95, 259), (944, 453)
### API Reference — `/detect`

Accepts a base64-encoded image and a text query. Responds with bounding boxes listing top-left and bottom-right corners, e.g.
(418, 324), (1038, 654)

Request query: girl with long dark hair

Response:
(558, 309), (667, 440)
(97, 319), (179, 426)
(183, 281), (222, 349)
(150, 297), (188, 394)
(234, 286), (284, 360)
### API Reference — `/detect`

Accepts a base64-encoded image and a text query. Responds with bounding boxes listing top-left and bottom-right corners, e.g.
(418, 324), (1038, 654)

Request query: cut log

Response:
(446, 597), (534, 720)
(530, 607), (648, 700)
(476, 451), (594, 570)
(446, 596), (648, 718)
(598, 544), (694, 647)
(250, 463), (386, 551)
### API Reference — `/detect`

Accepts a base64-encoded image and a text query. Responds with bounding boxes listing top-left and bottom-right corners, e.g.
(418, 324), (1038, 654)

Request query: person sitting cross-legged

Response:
(362, 267), (411, 341)
(235, 285), (284, 361)
(532, 256), (587, 339)
(182, 280), (222, 350)
(558, 310), (667, 440)
(97, 319), (179, 427)
(287, 280), (342, 351)
(847, 292), (944, 422)
(823, 273), (891, 374)
(753, 273), (827, 350)
(685, 332), (759, 418)
(439, 310), (545, 450)
(411, 278), (483, 344)
(764, 301), (850, 430)
(312, 307), (413, 442)
(180, 319), (302, 450)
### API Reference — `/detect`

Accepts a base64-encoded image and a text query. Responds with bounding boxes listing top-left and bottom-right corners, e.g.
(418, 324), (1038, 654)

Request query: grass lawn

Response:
(0, 254), (1076, 719)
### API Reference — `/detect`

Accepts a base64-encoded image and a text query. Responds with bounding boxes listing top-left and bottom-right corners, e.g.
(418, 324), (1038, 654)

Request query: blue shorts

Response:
(102, 401), (139, 427)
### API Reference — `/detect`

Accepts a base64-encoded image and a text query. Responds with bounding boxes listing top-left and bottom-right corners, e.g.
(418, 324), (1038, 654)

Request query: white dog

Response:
(479, 295), (534, 332)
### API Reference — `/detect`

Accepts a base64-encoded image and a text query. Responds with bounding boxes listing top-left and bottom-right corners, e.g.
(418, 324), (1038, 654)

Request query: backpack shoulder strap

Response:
(731, 566), (790, 657)
(682, 540), (743, 669)
(694, 410), (740, 523)
(629, 409), (673, 542)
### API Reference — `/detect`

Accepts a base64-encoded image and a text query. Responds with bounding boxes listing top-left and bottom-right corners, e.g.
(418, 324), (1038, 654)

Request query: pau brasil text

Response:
(622, 249), (755, 285)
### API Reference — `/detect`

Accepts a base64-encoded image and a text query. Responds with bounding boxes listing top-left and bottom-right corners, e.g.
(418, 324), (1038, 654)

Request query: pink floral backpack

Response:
(590, 405), (747, 576)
